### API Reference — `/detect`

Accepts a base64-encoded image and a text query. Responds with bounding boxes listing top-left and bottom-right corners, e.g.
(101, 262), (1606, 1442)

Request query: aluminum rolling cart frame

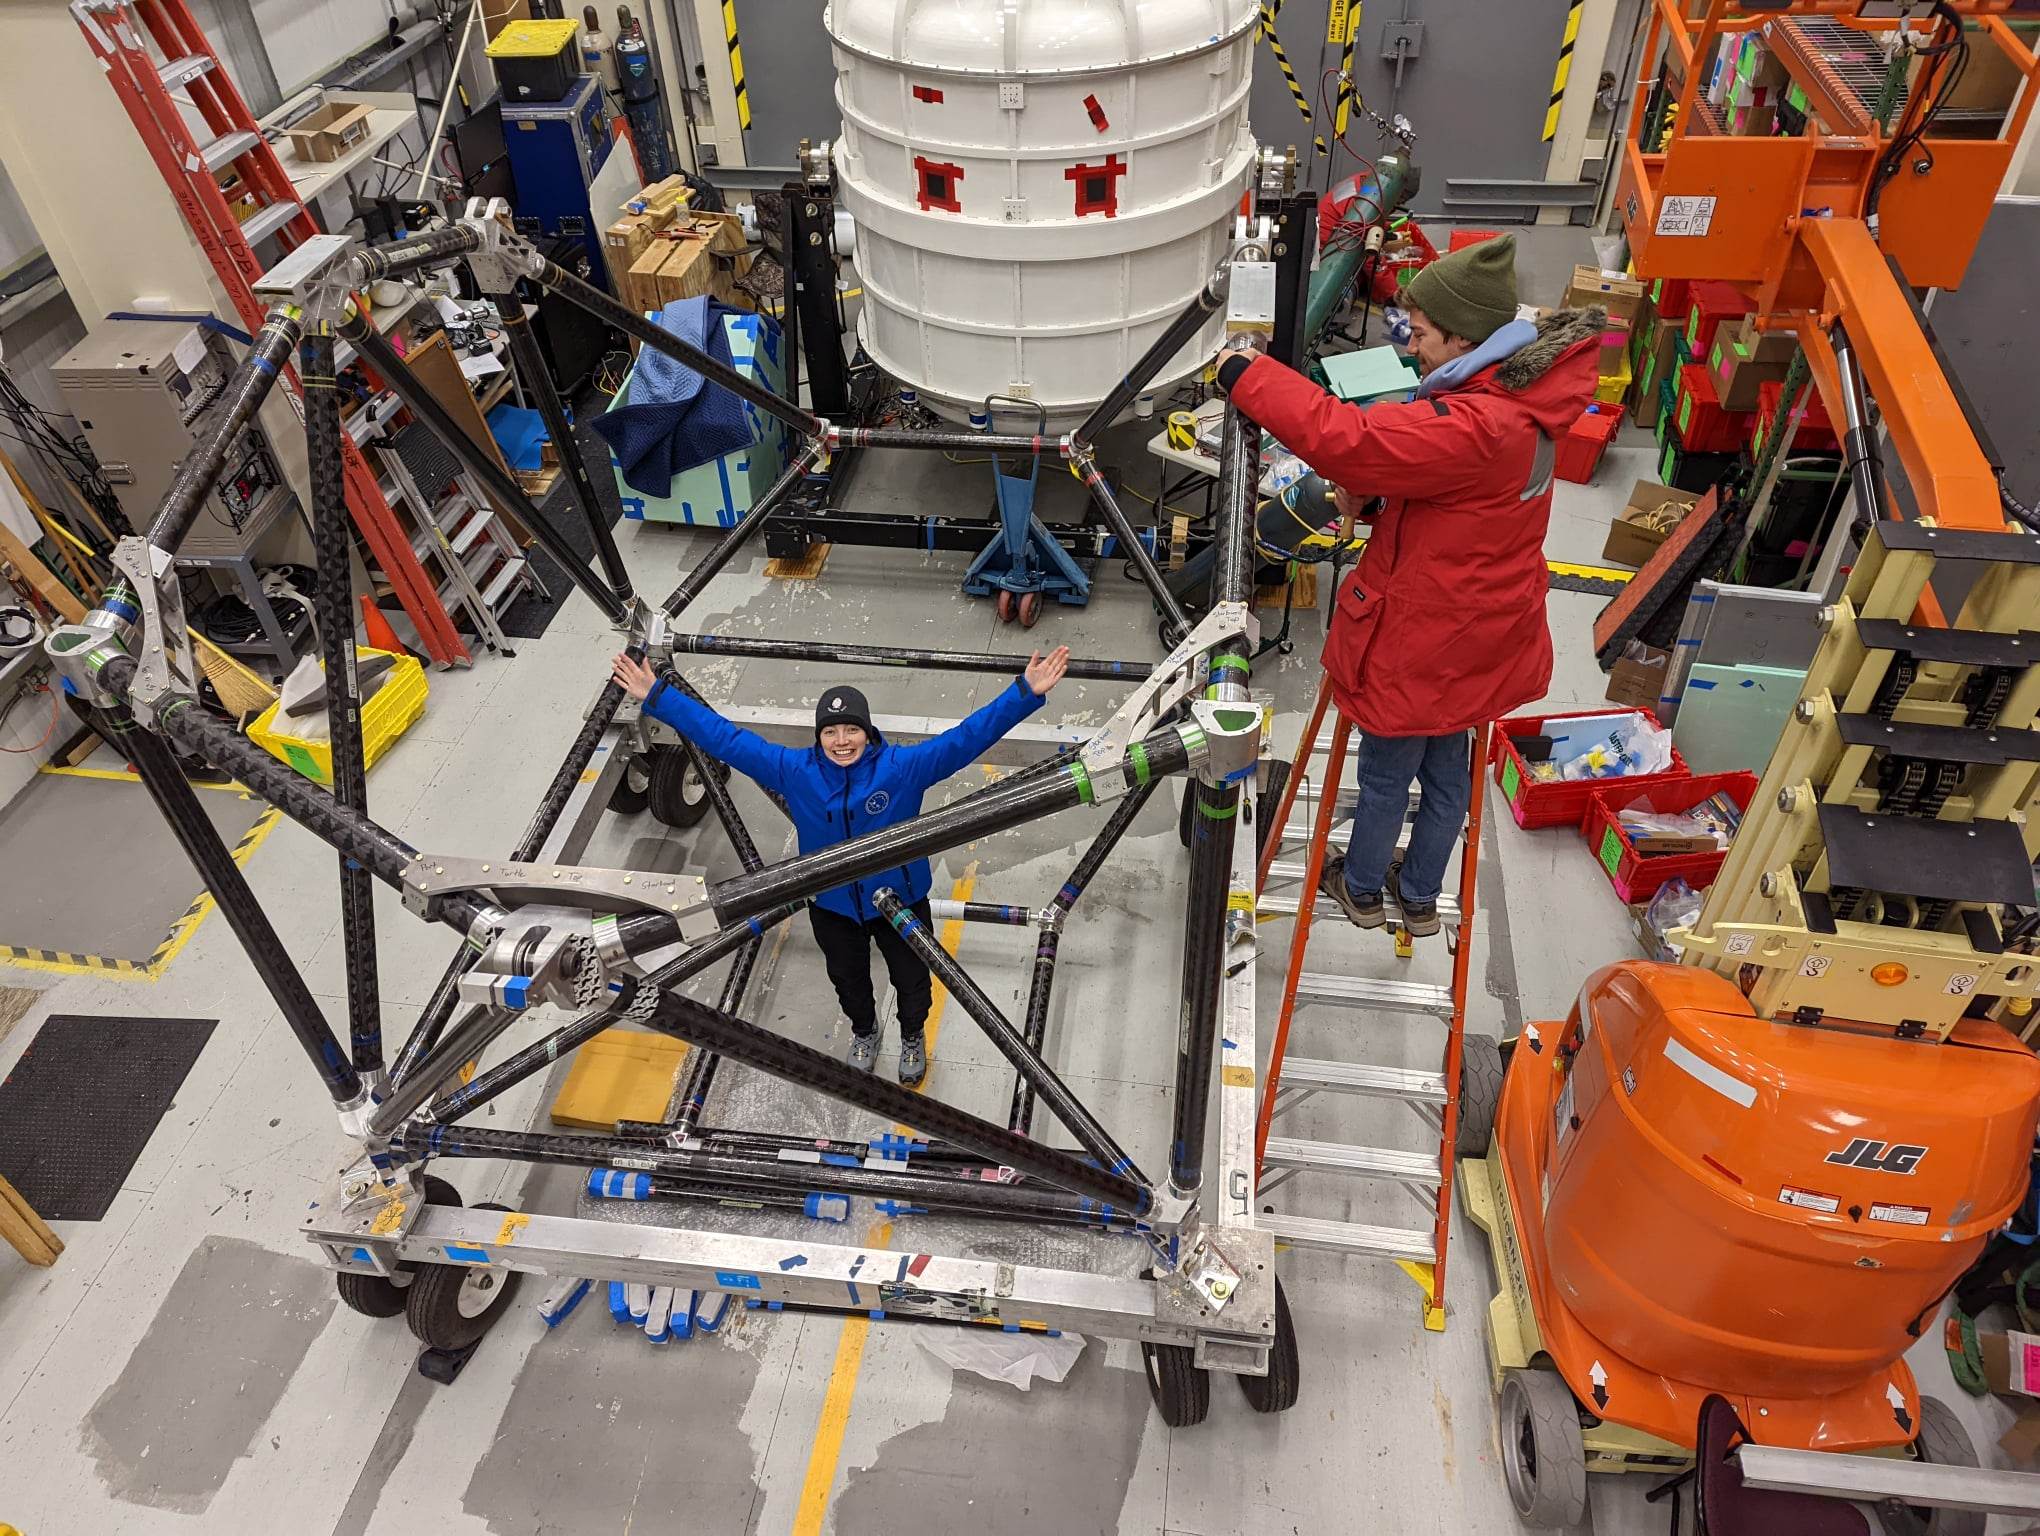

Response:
(41, 188), (1300, 1423)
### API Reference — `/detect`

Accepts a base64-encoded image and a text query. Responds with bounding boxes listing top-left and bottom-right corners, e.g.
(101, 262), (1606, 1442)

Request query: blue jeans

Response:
(1343, 730), (1472, 905)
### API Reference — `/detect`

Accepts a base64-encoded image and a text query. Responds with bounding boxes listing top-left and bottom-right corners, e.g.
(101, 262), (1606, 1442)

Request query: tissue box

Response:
(608, 312), (793, 528)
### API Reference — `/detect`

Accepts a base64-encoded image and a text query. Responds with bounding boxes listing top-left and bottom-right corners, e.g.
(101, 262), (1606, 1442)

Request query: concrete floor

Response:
(0, 233), (2020, 1534)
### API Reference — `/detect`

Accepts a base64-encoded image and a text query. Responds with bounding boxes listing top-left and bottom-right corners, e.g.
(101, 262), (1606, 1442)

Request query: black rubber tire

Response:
(1878, 1397), (1986, 1536)
(608, 756), (650, 816)
(1456, 1034), (1506, 1158)
(1237, 1278), (1300, 1413)
(1499, 1368), (1588, 1529)
(1142, 1341), (1210, 1427)
(333, 1174), (462, 1318)
(1018, 590), (1043, 628)
(1256, 759), (1293, 865)
(404, 1201), (523, 1352)
(648, 746), (713, 827)
(1178, 780), (1196, 849)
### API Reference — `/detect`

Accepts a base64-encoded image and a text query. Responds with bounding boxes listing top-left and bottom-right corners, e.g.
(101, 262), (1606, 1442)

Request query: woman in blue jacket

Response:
(611, 646), (1071, 1085)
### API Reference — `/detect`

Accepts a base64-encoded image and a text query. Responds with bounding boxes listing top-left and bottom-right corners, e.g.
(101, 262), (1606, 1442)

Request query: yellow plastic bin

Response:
(248, 648), (428, 784)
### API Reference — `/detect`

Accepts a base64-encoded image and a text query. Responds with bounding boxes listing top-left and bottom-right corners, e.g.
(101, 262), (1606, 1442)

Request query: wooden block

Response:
(1256, 564), (1317, 609)
(548, 1027), (689, 1131)
(0, 1174), (62, 1266)
(764, 541), (830, 581)
(1168, 515), (1189, 572)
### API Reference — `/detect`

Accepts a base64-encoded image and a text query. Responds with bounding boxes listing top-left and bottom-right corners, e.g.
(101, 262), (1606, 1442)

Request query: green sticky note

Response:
(1599, 825), (1625, 878)
(1660, 440), (1677, 483)
(1501, 757), (1522, 803)
(1677, 388), (1693, 435)
(284, 743), (326, 783)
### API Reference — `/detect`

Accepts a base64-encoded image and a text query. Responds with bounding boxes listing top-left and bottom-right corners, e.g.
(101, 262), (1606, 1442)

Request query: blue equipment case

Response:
(502, 75), (614, 291)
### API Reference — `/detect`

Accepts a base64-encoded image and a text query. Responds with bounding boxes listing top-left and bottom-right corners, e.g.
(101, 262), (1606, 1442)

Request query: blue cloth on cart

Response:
(592, 297), (757, 498)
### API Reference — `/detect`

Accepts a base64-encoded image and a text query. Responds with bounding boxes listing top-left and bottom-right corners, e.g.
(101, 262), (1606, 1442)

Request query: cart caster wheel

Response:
(404, 1201), (523, 1353)
(1499, 1367), (1588, 1528)
(608, 756), (651, 816)
(334, 1174), (462, 1318)
(1143, 1342), (1209, 1427)
(1879, 1397), (1985, 1536)
(648, 747), (713, 827)
(995, 590), (1017, 624)
(1237, 1279), (1300, 1413)
(1456, 1035), (1506, 1158)
(1018, 590), (1043, 628)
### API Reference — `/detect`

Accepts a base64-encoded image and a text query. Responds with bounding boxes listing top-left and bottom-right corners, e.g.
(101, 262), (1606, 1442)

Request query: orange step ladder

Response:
(1253, 674), (1494, 1331)
(73, 0), (472, 667)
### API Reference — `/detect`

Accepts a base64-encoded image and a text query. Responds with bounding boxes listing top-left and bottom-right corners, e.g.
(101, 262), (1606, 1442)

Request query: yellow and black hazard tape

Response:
(0, 804), (282, 981)
(721, 0), (751, 131)
(1259, 3), (1316, 142)
(1325, 3), (1361, 158)
(1543, 0), (1585, 143)
(1303, 532), (1634, 598)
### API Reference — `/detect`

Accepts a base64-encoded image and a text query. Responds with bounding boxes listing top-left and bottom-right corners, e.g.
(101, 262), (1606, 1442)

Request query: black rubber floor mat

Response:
(0, 1014), (217, 1220)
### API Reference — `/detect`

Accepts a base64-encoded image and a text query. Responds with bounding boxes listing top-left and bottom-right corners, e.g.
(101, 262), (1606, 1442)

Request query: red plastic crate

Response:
(1682, 279), (1753, 355)
(1449, 228), (1503, 251)
(1754, 377), (1840, 452)
(1649, 276), (1691, 327)
(1556, 405), (1620, 483)
(1491, 708), (1692, 830)
(1673, 362), (1752, 454)
(1582, 771), (1758, 903)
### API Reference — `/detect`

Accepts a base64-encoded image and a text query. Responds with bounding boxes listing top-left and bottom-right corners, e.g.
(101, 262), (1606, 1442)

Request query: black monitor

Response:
(452, 97), (515, 202)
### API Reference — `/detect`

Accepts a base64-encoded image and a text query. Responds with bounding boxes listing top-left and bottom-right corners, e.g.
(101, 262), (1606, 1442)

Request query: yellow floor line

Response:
(789, 863), (975, 1536)
(39, 763), (255, 795)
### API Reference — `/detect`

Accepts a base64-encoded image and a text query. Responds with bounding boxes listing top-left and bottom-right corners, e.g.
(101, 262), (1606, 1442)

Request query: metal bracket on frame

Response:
(1077, 602), (1249, 782)
(398, 852), (718, 939)
(110, 536), (197, 728)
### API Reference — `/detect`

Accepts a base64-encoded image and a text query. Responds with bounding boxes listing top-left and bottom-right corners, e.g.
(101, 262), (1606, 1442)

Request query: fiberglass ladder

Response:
(72, 0), (472, 666)
(1254, 673), (1490, 1331)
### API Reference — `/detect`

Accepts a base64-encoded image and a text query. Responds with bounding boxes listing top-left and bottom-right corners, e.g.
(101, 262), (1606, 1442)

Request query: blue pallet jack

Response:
(961, 395), (1090, 628)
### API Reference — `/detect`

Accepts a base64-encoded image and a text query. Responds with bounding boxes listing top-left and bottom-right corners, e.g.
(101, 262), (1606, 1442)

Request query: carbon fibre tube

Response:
(149, 304), (299, 554)
(828, 425), (1056, 455)
(875, 891), (1146, 1185)
(659, 442), (825, 616)
(706, 722), (1196, 926)
(369, 1003), (522, 1137)
(99, 704), (362, 1105)
(1212, 403), (1258, 609)
(668, 632), (1151, 684)
(1011, 781), (1157, 1135)
(634, 991), (1148, 1212)
(525, 251), (825, 440)
(302, 330), (385, 1080)
(354, 225), (481, 281)
(1069, 270), (1229, 452)
(1074, 456), (1192, 642)
(340, 316), (629, 625)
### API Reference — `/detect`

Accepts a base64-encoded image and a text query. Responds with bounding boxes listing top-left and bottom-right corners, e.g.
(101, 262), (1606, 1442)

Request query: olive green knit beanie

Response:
(1402, 234), (1519, 344)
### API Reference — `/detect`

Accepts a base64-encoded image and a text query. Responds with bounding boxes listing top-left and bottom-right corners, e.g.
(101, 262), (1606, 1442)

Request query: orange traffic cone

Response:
(359, 594), (408, 657)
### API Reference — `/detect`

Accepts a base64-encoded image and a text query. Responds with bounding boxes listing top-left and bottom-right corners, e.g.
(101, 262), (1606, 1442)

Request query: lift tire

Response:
(609, 756), (651, 816)
(648, 746), (713, 827)
(1018, 590), (1043, 628)
(1456, 1035), (1506, 1159)
(1256, 759), (1293, 866)
(1177, 781), (1196, 849)
(1879, 1397), (1986, 1536)
(1142, 1341), (1210, 1428)
(333, 1175), (463, 1318)
(996, 590), (1016, 624)
(1237, 1278), (1300, 1413)
(404, 1201), (523, 1352)
(1499, 1367), (1588, 1529)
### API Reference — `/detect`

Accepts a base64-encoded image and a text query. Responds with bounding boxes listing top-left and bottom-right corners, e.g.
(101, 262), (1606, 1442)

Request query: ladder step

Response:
(198, 129), (260, 171)
(240, 200), (303, 247)
(1263, 1136), (1441, 1184)
(1258, 866), (1462, 928)
(481, 557), (528, 608)
(1259, 1210), (1436, 1262)
(1292, 972), (1457, 1017)
(1278, 1058), (1447, 1104)
(158, 53), (216, 89)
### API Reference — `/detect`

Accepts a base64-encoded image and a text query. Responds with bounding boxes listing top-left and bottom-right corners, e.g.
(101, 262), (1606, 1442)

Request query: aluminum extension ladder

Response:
(1254, 674), (1490, 1331)
(72, 0), (473, 667)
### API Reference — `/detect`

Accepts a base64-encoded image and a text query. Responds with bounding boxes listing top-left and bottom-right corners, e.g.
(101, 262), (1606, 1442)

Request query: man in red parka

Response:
(1213, 235), (1603, 934)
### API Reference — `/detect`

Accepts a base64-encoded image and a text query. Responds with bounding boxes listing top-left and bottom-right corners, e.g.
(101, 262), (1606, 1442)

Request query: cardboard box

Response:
(284, 101), (374, 163)
(2004, 1402), (2040, 1464)
(1719, 314), (1796, 367)
(1606, 644), (1671, 709)
(1564, 264), (1645, 325)
(1603, 479), (1703, 566)
(1982, 1330), (2040, 1398)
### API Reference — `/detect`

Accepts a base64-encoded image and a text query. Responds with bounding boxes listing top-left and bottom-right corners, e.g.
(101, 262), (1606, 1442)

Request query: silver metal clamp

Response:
(455, 197), (546, 293)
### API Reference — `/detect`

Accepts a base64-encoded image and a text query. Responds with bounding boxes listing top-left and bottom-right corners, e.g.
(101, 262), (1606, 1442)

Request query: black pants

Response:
(808, 899), (934, 1040)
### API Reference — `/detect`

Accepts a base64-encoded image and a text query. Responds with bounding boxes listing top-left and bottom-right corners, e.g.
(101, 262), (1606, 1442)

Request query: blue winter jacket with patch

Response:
(639, 676), (1045, 921)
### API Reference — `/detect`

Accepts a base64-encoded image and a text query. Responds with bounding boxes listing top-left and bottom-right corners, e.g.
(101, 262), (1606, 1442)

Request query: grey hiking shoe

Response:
(847, 1031), (879, 1072)
(1318, 855), (1386, 929)
(897, 1035), (927, 1087)
(1387, 856), (1441, 937)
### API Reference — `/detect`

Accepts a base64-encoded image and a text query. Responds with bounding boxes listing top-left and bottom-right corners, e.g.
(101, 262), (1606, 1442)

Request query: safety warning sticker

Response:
(1778, 1185), (1839, 1214)
(1655, 195), (1716, 237)
(1554, 1076), (1576, 1149)
(1869, 1202), (1931, 1226)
